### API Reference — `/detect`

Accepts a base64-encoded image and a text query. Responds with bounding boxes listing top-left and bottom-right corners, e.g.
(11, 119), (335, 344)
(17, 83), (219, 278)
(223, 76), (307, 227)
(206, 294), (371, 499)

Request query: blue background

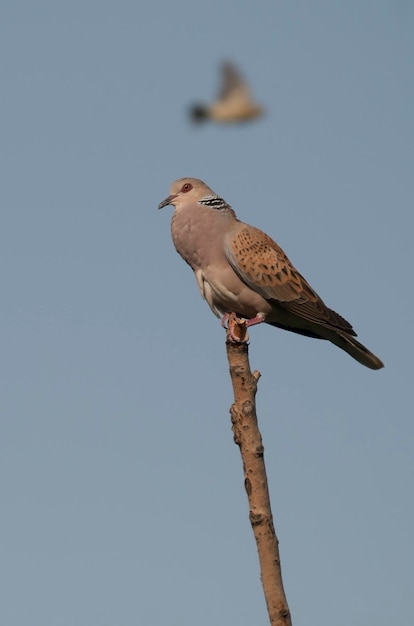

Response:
(1, 2), (413, 624)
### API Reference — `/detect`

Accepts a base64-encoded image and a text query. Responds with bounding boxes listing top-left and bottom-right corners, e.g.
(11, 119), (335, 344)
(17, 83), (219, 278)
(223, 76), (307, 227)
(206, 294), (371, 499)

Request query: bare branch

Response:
(226, 314), (292, 626)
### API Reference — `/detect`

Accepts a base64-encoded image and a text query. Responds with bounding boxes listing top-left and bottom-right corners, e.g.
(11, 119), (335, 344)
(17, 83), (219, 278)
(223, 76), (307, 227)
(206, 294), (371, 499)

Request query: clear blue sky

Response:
(1, 2), (413, 625)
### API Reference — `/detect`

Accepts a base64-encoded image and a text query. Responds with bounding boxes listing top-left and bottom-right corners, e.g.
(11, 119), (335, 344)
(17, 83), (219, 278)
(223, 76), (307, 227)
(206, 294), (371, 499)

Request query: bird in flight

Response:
(159, 178), (384, 370)
(190, 62), (264, 124)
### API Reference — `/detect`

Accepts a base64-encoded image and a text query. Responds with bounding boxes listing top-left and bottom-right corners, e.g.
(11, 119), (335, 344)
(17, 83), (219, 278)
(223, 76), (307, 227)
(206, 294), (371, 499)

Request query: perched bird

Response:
(158, 178), (384, 370)
(190, 62), (264, 124)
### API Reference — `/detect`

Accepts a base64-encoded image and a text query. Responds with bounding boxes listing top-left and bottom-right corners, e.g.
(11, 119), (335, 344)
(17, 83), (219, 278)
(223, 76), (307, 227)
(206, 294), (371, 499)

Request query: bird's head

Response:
(158, 178), (214, 210)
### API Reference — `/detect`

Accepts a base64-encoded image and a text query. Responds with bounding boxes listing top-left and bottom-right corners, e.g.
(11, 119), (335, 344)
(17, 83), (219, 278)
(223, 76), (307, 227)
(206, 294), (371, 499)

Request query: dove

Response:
(158, 178), (384, 370)
(190, 62), (264, 124)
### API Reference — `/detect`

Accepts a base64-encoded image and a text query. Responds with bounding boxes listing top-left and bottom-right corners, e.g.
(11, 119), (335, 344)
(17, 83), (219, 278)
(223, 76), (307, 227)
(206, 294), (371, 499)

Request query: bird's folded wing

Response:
(225, 225), (355, 333)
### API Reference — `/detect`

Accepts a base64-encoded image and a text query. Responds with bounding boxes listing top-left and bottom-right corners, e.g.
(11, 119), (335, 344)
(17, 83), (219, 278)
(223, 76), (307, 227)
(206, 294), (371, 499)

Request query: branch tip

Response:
(225, 312), (250, 343)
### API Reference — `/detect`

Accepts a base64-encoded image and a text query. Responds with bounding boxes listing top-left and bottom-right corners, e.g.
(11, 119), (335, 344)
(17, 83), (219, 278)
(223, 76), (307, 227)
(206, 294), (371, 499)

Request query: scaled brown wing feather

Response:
(225, 225), (356, 335)
(225, 225), (317, 302)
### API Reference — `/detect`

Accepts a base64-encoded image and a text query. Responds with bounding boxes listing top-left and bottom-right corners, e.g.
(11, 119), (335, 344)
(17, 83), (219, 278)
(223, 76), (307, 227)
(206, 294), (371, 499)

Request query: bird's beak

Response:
(158, 194), (178, 210)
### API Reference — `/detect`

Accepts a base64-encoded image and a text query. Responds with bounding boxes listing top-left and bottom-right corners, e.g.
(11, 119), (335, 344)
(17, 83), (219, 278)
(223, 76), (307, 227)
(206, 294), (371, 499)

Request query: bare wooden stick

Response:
(225, 313), (292, 626)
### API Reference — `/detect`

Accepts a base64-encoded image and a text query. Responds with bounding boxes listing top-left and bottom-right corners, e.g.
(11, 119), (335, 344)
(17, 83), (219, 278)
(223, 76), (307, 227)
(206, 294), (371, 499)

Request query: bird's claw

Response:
(221, 313), (230, 329)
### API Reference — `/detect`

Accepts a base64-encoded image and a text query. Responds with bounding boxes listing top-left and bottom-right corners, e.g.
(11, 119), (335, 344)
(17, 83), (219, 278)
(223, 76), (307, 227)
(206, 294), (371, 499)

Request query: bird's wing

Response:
(218, 62), (251, 102)
(225, 224), (355, 333)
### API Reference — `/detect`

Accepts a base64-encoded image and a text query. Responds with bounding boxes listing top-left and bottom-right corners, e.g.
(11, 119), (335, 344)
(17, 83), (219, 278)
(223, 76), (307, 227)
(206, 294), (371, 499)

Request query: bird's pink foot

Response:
(245, 313), (266, 328)
(221, 312), (265, 330)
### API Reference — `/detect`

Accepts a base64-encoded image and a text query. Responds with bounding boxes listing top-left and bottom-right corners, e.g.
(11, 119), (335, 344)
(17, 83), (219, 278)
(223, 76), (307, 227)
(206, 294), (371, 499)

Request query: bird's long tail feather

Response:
(330, 331), (384, 370)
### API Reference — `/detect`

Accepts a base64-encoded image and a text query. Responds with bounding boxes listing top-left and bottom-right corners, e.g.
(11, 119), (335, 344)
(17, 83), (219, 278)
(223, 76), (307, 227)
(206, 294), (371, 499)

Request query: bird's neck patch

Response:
(198, 195), (232, 211)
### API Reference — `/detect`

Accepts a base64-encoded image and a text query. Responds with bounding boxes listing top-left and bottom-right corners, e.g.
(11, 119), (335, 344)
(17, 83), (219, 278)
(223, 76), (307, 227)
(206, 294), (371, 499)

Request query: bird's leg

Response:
(245, 313), (266, 327)
(222, 312), (266, 342)
(221, 312), (265, 328)
(223, 312), (249, 343)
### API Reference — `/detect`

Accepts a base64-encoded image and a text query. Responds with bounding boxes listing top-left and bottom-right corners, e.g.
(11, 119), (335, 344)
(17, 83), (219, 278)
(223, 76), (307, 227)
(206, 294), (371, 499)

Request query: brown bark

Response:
(225, 314), (292, 626)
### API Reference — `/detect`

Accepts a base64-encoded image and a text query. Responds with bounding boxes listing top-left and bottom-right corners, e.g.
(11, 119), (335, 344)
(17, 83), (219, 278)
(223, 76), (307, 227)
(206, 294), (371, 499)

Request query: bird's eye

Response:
(181, 183), (193, 193)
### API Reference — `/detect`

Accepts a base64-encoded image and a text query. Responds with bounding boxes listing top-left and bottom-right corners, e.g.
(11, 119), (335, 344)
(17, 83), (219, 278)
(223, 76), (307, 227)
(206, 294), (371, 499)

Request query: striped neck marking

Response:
(198, 195), (232, 211)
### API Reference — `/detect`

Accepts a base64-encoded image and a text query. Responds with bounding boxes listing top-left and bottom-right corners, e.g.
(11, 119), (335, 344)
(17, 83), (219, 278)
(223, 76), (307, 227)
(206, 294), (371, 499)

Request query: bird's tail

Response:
(330, 331), (384, 370)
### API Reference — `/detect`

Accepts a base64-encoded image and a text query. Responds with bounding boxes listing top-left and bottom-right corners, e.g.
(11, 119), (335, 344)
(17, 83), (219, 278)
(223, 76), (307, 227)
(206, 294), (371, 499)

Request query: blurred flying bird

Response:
(190, 62), (264, 124)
